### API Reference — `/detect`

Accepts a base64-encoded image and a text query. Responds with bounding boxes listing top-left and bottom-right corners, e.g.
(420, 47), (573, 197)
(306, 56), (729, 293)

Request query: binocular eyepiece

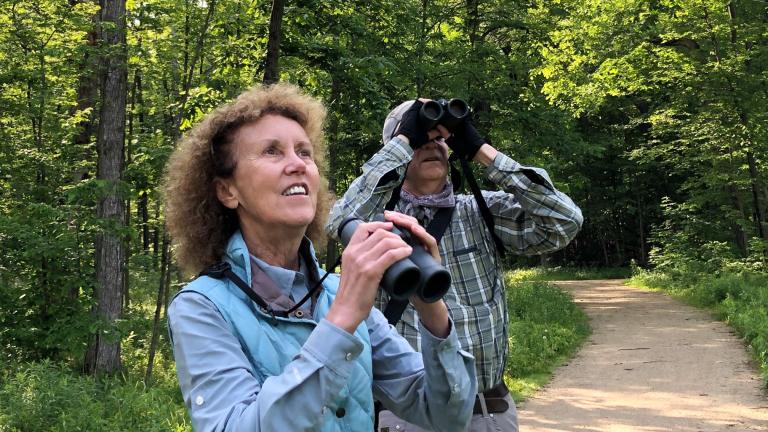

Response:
(419, 98), (470, 131)
(337, 216), (451, 303)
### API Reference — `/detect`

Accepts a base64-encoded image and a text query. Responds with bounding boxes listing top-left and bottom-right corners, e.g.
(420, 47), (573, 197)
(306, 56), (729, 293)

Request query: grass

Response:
(507, 266), (631, 283)
(0, 269), (593, 429)
(0, 356), (189, 432)
(502, 278), (591, 401)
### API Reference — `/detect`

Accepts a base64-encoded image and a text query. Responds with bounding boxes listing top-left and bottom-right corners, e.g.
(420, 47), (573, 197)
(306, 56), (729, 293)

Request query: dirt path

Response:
(518, 280), (768, 432)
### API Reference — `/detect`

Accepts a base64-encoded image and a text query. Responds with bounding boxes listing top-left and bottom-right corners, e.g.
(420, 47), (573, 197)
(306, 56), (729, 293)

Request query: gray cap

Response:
(382, 100), (416, 145)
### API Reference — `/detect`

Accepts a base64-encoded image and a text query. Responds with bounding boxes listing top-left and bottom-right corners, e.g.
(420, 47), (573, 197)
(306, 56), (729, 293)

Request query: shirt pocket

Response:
(447, 241), (497, 307)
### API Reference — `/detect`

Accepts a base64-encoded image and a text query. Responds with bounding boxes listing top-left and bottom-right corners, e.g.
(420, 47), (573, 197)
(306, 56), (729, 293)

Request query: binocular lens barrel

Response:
(337, 216), (451, 303)
(417, 98), (470, 131)
(407, 248), (451, 303)
(381, 260), (422, 300)
(420, 101), (442, 122)
(446, 99), (469, 119)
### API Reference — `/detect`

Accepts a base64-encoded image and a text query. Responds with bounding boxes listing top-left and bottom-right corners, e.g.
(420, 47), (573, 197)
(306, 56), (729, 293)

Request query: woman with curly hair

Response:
(164, 83), (476, 431)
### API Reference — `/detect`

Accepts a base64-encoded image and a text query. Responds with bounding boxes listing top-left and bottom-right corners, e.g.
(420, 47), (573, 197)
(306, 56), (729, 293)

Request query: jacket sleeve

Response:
(325, 137), (413, 240)
(479, 151), (583, 255)
(168, 292), (366, 431)
(367, 307), (477, 432)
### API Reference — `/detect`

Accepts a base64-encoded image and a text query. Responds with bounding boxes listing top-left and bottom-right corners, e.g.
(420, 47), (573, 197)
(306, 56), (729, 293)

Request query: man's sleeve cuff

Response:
(418, 317), (461, 354)
(387, 136), (415, 159)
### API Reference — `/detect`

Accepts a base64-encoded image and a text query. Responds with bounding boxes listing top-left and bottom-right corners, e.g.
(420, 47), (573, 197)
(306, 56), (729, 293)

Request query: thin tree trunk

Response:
(746, 151), (766, 241)
(153, 200), (160, 268)
(728, 184), (749, 255)
(85, 0), (128, 376)
(600, 235), (610, 267)
(140, 191), (150, 251)
(725, 2), (766, 242)
(324, 74), (342, 270)
(415, 0), (429, 95)
(173, 0), (217, 132)
(638, 199), (646, 265)
(262, 0), (285, 85)
(145, 232), (170, 386)
(71, 0), (99, 183)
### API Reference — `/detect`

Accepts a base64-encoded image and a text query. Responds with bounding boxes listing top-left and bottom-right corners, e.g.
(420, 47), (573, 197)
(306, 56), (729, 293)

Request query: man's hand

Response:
(446, 120), (486, 160)
(394, 100), (431, 149)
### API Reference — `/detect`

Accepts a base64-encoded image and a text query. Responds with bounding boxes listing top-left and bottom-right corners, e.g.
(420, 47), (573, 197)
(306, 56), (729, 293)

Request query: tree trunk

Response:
(174, 0), (217, 131)
(726, 2), (766, 242)
(746, 151), (766, 241)
(728, 184), (749, 255)
(262, 0), (285, 85)
(145, 232), (170, 387)
(139, 191), (150, 251)
(638, 199), (646, 266)
(71, 0), (99, 183)
(324, 75), (342, 270)
(85, 0), (127, 376)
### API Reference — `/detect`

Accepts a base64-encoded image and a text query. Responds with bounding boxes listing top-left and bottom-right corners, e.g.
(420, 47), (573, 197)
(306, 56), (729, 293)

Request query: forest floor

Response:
(517, 280), (768, 432)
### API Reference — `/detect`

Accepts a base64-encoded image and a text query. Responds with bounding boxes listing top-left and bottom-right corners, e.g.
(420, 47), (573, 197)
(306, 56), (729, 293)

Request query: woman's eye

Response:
(264, 146), (279, 155)
(298, 149), (313, 158)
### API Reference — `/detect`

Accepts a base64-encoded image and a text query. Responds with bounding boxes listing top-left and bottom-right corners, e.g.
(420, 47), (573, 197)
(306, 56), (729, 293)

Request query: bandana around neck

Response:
(400, 183), (455, 226)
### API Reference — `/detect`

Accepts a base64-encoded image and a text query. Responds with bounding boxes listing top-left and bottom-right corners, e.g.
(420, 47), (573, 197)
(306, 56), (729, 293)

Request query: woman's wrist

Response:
(326, 304), (364, 334)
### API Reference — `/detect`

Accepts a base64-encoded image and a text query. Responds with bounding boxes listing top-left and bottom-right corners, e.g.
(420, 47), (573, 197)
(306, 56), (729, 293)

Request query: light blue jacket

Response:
(168, 231), (477, 431)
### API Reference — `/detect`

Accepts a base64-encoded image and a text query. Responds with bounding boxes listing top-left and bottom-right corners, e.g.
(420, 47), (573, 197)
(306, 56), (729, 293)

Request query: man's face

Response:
(405, 138), (449, 185)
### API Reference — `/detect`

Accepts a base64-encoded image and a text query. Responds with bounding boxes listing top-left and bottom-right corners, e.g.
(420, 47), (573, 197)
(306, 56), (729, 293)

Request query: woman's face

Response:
(216, 114), (320, 236)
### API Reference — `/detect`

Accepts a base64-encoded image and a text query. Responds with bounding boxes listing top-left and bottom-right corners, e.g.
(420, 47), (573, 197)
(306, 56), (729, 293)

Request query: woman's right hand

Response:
(326, 221), (413, 333)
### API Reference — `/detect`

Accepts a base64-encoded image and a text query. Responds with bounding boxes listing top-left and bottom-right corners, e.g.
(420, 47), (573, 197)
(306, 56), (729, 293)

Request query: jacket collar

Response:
(223, 230), (324, 313)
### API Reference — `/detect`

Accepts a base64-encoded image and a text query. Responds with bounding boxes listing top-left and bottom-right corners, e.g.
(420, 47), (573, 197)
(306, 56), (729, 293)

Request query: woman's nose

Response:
(285, 151), (307, 174)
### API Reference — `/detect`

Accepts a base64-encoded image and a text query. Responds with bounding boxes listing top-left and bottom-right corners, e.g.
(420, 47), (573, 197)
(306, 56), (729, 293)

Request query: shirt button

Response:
(345, 352), (353, 361)
(195, 395), (204, 406)
(321, 406), (327, 415)
(452, 383), (460, 393)
(335, 407), (346, 418)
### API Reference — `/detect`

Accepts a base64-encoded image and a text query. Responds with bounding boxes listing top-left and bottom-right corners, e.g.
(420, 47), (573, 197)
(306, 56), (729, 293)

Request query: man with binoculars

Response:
(327, 98), (583, 431)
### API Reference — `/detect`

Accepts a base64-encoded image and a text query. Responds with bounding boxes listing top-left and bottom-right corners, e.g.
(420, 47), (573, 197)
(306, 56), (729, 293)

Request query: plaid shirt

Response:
(326, 137), (583, 391)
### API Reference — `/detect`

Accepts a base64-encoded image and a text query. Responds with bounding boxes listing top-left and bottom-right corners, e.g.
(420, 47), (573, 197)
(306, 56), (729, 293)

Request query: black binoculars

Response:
(419, 98), (470, 131)
(338, 216), (451, 303)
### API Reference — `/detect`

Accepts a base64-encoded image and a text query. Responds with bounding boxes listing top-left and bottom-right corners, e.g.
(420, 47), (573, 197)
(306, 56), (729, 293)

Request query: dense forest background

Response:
(0, 0), (765, 414)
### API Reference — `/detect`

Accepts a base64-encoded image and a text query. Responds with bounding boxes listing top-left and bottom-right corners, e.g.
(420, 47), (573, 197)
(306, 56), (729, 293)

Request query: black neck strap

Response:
(199, 244), (341, 319)
(454, 156), (506, 258)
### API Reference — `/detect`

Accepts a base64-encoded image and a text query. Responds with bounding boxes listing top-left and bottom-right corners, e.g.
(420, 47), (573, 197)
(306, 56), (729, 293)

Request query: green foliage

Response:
(503, 279), (591, 399)
(508, 266), (631, 282)
(0, 360), (189, 431)
(1, 0), (766, 423)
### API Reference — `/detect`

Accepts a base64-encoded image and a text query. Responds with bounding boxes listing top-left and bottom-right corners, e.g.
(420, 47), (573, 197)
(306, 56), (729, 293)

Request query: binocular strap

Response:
(382, 206), (455, 326)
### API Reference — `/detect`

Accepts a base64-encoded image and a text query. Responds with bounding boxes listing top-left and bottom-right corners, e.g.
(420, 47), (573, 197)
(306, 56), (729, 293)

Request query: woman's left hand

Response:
(382, 211), (440, 264)
(383, 211), (451, 338)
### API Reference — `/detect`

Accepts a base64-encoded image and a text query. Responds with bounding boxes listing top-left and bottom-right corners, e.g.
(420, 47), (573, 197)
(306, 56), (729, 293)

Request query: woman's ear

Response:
(214, 178), (239, 209)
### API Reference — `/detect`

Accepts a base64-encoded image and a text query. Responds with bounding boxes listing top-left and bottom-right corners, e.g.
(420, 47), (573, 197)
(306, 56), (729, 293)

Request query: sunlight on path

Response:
(518, 280), (768, 432)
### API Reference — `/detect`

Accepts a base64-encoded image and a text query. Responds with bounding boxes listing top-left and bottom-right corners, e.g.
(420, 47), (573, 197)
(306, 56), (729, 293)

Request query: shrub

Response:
(0, 361), (189, 432)
(504, 280), (590, 380)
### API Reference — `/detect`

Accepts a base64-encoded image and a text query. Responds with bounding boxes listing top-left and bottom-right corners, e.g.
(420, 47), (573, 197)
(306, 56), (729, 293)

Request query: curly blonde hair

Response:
(164, 83), (332, 275)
